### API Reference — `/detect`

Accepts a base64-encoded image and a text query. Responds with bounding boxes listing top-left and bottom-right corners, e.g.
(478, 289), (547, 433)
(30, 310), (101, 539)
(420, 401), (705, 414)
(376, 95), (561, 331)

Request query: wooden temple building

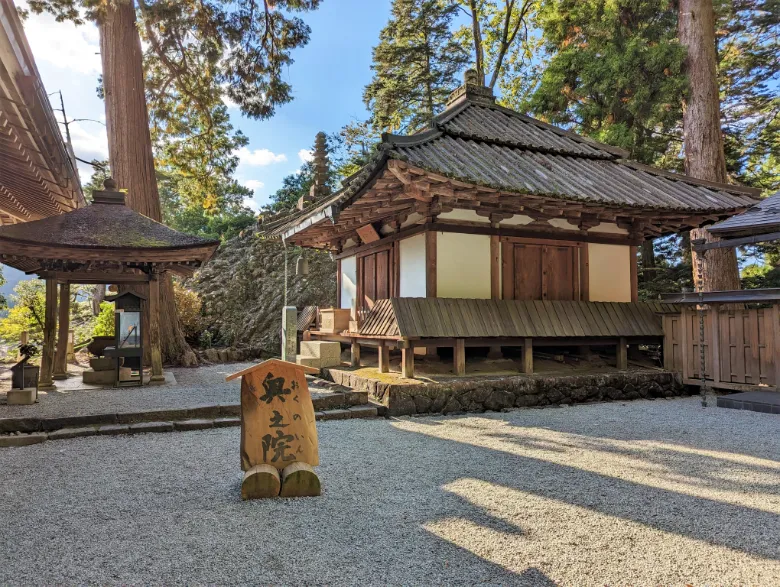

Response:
(264, 71), (761, 378)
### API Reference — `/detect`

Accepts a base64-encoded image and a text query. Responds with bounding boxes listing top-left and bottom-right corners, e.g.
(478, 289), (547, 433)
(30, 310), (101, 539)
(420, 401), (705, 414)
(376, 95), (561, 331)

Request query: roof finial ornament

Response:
(447, 68), (496, 108)
(92, 177), (126, 205)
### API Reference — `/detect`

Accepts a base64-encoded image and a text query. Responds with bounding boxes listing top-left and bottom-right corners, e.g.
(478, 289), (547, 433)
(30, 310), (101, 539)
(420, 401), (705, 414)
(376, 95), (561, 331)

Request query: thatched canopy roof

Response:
(264, 77), (760, 250)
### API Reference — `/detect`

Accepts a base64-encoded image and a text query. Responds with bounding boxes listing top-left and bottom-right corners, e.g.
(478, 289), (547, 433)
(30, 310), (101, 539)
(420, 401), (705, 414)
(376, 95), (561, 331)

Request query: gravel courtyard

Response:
(2, 397), (779, 585)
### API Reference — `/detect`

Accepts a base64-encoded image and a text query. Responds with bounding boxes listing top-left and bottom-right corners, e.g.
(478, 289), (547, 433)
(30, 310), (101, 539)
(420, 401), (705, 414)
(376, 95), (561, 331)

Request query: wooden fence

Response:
(663, 306), (780, 391)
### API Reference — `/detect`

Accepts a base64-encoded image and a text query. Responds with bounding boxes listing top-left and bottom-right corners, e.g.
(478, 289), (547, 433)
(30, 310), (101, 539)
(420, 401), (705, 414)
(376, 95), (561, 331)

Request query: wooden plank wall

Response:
(663, 307), (780, 391)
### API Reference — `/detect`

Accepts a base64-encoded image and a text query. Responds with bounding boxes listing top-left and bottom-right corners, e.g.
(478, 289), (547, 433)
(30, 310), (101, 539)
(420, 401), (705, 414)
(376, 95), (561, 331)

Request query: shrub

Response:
(93, 301), (115, 337)
(174, 282), (203, 341)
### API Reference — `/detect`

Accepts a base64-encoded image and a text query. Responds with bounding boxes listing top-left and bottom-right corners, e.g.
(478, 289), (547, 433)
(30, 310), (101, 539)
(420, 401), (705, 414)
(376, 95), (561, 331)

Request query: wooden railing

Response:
(663, 306), (780, 391)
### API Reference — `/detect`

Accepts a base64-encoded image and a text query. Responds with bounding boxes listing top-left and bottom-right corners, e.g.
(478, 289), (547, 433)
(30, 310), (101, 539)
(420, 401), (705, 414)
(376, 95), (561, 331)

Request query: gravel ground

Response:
(0, 363), (340, 419)
(1, 397), (779, 585)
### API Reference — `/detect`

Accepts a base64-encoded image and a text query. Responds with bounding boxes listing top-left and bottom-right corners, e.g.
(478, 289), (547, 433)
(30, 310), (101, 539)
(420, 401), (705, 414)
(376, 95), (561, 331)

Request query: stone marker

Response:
(281, 306), (297, 363)
(226, 359), (321, 500)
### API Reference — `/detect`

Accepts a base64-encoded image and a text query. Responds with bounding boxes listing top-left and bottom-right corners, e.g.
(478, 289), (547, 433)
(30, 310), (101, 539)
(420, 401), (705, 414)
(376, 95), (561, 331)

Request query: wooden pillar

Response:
(38, 278), (58, 390)
(454, 339), (466, 376)
(149, 274), (165, 383)
(521, 338), (533, 374)
(402, 347), (415, 379)
(350, 341), (361, 367)
(488, 234), (503, 360)
(66, 329), (75, 361)
(53, 283), (71, 380)
(18, 331), (28, 360)
(616, 337), (628, 370)
(378, 343), (390, 373)
(425, 230), (437, 298)
(630, 245), (638, 302)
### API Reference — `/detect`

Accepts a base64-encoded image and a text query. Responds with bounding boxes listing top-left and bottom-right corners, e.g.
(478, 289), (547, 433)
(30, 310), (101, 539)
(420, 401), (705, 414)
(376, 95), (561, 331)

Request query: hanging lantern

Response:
(296, 254), (309, 276)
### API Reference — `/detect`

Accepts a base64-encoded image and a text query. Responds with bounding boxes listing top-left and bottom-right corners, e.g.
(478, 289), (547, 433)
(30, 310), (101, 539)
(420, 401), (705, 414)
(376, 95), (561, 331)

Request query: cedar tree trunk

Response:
(679, 0), (740, 291)
(99, 0), (197, 365)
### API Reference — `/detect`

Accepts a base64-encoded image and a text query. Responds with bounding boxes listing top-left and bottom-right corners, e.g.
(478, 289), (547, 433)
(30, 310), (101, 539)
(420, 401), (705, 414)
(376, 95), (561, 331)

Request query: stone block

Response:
(97, 424), (130, 436)
(47, 427), (98, 441)
(0, 433), (47, 447)
(129, 421), (174, 434)
(89, 357), (117, 371)
(300, 341), (342, 361)
(82, 369), (115, 385)
(173, 419), (214, 431)
(213, 417), (241, 428)
(7, 388), (37, 405)
(317, 409), (351, 421)
(296, 355), (322, 369)
(348, 405), (378, 419)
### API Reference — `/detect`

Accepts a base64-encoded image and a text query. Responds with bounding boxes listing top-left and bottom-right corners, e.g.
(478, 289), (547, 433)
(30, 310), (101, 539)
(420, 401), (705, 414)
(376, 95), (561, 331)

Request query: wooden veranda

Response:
(309, 298), (675, 378)
(0, 180), (218, 388)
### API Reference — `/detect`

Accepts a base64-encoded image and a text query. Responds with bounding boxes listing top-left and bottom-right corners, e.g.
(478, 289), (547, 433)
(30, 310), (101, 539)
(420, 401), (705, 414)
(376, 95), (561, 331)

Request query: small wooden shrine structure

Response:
(261, 71), (759, 377)
(0, 179), (218, 388)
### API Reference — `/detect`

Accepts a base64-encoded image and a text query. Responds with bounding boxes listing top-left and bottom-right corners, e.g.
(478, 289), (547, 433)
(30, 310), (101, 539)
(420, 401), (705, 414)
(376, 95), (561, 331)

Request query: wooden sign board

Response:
(226, 359), (320, 472)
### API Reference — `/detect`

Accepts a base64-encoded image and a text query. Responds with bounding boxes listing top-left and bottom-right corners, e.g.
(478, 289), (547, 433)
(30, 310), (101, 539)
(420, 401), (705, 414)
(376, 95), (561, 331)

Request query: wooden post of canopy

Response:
(616, 337), (628, 370)
(454, 338), (466, 376)
(53, 283), (70, 380)
(378, 342), (390, 373)
(401, 346), (415, 379)
(521, 338), (533, 374)
(38, 278), (58, 390)
(350, 341), (361, 367)
(149, 271), (165, 383)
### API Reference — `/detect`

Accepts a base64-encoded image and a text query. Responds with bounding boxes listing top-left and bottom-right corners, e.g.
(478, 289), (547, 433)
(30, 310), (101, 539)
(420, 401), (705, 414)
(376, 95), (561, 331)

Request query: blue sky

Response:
(18, 0), (393, 210)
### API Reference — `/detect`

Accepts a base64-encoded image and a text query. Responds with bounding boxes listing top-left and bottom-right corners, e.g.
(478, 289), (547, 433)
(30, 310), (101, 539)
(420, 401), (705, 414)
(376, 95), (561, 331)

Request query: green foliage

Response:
(93, 302), (115, 338)
(454, 0), (539, 91)
(520, 0), (686, 164)
(364, 0), (469, 133)
(0, 280), (46, 342)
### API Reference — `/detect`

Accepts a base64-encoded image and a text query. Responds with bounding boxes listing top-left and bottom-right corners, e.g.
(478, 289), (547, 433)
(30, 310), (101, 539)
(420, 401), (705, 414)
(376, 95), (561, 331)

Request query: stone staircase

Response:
(296, 341), (343, 370)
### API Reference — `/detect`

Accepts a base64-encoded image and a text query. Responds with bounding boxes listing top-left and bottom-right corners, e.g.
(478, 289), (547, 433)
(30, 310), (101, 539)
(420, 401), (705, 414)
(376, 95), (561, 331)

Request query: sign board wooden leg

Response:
(241, 465), (281, 500)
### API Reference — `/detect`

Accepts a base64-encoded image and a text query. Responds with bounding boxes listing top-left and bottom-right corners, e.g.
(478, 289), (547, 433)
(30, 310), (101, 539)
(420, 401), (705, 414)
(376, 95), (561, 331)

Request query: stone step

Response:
(0, 391), (368, 436)
(0, 405), (381, 447)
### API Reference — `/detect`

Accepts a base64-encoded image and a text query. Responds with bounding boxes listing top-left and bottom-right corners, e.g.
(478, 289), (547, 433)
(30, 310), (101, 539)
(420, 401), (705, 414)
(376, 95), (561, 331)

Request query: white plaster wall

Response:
(588, 244), (632, 302)
(340, 255), (357, 309)
(437, 232), (492, 299)
(548, 218), (579, 231)
(438, 209), (487, 223)
(399, 233), (427, 297)
(500, 214), (535, 226)
(588, 222), (629, 235)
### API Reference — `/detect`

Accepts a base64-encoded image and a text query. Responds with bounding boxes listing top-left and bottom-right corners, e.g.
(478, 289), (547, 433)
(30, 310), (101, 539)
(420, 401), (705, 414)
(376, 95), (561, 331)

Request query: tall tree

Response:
(522, 0), (687, 278)
(455, 0), (538, 90)
(679, 0), (740, 291)
(28, 0), (323, 363)
(364, 0), (469, 133)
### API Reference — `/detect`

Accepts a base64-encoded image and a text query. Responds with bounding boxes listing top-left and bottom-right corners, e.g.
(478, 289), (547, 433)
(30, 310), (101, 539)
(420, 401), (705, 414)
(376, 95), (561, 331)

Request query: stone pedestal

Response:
(8, 388), (37, 405)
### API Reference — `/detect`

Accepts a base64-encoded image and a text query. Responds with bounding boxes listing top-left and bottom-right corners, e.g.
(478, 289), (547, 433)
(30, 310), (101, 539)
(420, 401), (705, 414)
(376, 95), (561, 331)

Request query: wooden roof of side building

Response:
(0, 0), (84, 224)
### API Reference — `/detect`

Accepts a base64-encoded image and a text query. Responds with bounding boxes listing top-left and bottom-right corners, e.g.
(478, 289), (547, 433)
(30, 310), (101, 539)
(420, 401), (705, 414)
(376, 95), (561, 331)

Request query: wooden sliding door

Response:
(502, 238), (586, 301)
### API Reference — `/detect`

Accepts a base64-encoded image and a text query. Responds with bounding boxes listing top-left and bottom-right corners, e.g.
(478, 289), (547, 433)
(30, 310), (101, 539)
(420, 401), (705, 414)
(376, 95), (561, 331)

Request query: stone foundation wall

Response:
(323, 369), (686, 416)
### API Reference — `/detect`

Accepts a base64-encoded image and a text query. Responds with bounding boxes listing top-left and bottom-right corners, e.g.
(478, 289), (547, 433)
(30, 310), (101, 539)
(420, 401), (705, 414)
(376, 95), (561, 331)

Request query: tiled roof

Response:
(708, 191), (780, 236)
(265, 90), (760, 240)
